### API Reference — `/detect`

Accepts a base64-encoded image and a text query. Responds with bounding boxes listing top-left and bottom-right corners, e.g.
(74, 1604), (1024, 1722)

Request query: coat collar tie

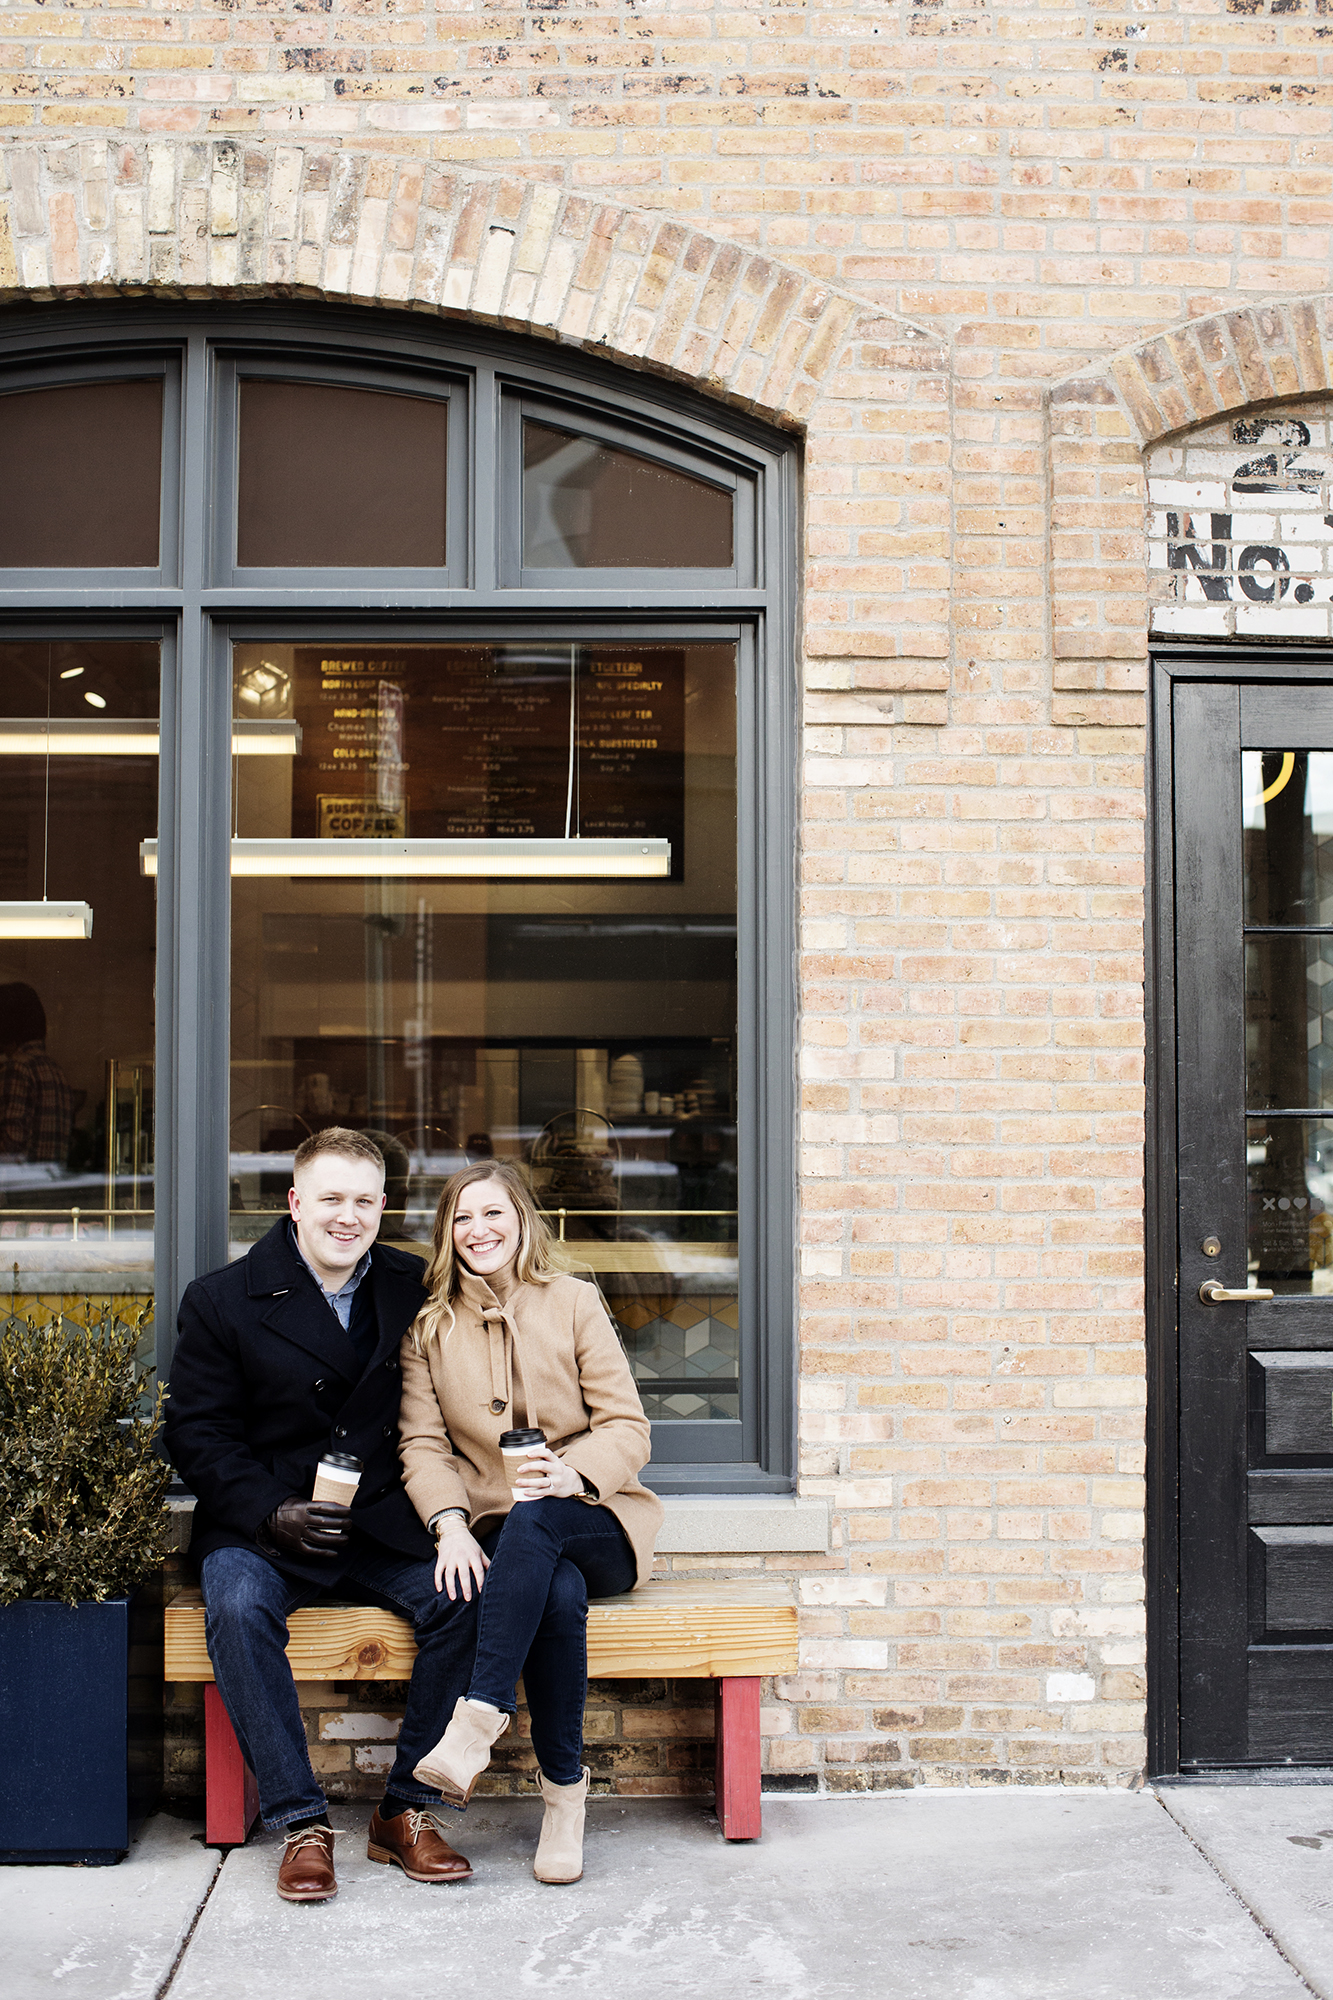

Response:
(460, 1273), (538, 1432)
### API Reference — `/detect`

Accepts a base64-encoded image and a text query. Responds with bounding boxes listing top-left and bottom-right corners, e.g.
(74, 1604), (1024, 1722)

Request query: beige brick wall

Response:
(19, 0), (1330, 1792)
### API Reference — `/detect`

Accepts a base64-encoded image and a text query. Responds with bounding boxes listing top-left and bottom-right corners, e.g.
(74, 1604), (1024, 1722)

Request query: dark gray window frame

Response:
(0, 351), (182, 589)
(212, 350), (470, 589)
(0, 302), (798, 1495)
(501, 390), (753, 591)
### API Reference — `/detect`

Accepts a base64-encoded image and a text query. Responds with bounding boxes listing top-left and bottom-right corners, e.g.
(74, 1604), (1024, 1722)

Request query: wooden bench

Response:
(164, 1579), (797, 1845)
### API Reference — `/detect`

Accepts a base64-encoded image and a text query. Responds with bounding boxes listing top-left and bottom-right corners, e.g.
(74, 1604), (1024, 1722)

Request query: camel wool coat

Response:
(397, 1268), (663, 1587)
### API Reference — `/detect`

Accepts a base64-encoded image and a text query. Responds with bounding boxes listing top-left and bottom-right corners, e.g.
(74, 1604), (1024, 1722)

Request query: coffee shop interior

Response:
(0, 629), (740, 1426)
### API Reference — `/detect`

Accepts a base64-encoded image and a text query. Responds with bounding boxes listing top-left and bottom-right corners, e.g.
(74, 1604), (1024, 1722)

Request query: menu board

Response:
(287, 646), (685, 875)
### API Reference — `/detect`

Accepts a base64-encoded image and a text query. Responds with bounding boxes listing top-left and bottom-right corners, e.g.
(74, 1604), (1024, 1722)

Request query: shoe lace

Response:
(284, 1824), (333, 1854)
(402, 1809), (446, 1841)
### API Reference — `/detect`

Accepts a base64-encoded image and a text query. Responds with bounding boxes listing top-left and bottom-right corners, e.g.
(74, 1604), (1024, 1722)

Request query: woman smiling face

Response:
(452, 1176), (523, 1285)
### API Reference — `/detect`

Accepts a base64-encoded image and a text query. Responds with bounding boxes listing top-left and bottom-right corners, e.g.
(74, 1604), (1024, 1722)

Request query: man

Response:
(165, 1128), (478, 1904)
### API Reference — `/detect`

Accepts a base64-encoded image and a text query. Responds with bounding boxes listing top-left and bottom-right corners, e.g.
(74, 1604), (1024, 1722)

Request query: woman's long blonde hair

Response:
(411, 1159), (556, 1354)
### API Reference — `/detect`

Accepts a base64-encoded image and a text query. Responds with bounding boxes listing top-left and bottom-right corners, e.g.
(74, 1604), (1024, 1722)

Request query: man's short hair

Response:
(292, 1127), (387, 1180)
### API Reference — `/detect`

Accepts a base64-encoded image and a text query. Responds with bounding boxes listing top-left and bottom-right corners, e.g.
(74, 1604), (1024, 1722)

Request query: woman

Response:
(397, 1159), (663, 1885)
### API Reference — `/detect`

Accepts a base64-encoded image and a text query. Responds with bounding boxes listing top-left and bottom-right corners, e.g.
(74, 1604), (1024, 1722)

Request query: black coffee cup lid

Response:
(319, 1451), (363, 1472)
(499, 1428), (545, 1447)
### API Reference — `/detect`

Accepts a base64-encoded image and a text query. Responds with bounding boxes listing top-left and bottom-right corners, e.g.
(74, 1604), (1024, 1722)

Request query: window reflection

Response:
(523, 421), (734, 570)
(229, 642), (739, 1422)
(0, 643), (158, 1357)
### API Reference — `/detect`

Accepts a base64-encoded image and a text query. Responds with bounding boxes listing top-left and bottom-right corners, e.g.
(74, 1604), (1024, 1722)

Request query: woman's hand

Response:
(512, 1443), (585, 1502)
(433, 1519), (490, 1601)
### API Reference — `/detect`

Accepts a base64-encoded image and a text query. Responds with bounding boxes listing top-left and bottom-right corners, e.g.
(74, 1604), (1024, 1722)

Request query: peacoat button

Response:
(333, 1426), (347, 1440)
(313, 1379), (328, 1394)
(382, 1425), (393, 1439)
(384, 1358), (398, 1372)
(490, 1398), (506, 1414)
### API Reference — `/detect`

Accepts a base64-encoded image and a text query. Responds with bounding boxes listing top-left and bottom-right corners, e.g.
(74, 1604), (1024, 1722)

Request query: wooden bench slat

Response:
(164, 1583), (799, 1683)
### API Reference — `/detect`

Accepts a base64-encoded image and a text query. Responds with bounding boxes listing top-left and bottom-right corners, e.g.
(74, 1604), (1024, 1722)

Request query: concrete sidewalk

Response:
(6, 1787), (1333, 2000)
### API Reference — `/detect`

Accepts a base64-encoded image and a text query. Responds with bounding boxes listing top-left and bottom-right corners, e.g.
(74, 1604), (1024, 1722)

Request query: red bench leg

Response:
(205, 1683), (261, 1847)
(714, 1677), (762, 1840)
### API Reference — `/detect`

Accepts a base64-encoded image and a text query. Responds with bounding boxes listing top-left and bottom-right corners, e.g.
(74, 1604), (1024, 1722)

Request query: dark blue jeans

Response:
(470, 1498), (637, 1788)
(200, 1537), (480, 1830)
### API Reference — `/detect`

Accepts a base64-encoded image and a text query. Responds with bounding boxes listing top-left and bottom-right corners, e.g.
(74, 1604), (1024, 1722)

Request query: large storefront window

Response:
(227, 640), (739, 1423)
(0, 307), (794, 1487)
(0, 641), (159, 1357)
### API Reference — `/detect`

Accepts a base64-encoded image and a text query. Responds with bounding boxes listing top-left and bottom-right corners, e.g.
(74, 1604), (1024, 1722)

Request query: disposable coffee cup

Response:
(312, 1451), (363, 1504)
(499, 1428), (547, 1492)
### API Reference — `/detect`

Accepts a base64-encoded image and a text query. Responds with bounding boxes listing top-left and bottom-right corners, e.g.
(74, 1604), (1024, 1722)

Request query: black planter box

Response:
(0, 1581), (163, 1864)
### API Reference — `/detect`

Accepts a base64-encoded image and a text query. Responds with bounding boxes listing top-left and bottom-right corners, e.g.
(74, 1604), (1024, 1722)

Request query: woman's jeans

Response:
(201, 1537), (480, 1830)
(470, 1498), (637, 1787)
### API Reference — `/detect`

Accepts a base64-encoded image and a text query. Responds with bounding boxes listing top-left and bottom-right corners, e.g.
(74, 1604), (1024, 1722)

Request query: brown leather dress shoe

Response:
(276, 1823), (337, 1902)
(367, 1806), (473, 1883)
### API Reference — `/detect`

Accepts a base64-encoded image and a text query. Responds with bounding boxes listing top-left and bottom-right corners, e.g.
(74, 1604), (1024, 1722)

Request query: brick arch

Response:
(1045, 295), (1333, 723)
(0, 138), (932, 431)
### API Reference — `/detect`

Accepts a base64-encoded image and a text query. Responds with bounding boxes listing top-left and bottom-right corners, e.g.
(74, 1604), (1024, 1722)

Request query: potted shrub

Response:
(0, 1308), (171, 1863)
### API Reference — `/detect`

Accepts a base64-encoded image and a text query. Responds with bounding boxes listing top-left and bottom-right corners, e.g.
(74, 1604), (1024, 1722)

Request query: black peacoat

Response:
(164, 1217), (435, 1587)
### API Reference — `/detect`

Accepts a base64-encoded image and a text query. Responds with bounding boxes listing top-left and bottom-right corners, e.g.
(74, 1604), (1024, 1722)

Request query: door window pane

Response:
(229, 641), (738, 1423)
(523, 421), (734, 569)
(1248, 1117), (1333, 1293)
(1246, 936), (1333, 1111)
(237, 381), (448, 569)
(0, 642), (158, 1360)
(1243, 750), (1333, 924)
(0, 380), (162, 568)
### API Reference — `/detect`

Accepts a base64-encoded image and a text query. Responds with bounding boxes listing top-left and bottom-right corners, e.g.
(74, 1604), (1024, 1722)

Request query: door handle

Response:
(1198, 1280), (1275, 1304)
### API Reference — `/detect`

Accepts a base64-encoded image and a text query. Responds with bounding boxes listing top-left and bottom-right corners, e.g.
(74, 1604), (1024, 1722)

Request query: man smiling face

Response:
(287, 1149), (386, 1292)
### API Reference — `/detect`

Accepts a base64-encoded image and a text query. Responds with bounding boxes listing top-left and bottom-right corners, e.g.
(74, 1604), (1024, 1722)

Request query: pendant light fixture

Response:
(2, 647), (95, 938)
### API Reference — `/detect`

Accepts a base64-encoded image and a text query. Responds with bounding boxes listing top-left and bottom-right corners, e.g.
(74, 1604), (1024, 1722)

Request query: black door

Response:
(1177, 679), (1333, 1765)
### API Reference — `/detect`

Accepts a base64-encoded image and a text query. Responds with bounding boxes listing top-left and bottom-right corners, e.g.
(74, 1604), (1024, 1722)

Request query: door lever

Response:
(1198, 1280), (1275, 1304)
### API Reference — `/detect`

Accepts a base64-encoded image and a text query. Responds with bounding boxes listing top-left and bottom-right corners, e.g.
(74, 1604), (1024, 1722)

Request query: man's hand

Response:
(265, 1497), (351, 1559)
(433, 1519), (490, 1602)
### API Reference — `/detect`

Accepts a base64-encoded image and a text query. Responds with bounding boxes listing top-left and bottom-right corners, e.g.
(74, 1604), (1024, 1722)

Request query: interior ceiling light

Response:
(0, 719), (302, 756)
(138, 837), (671, 880)
(0, 901), (93, 939)
(59, 666), (83, 680)
(84, 691), (107, 709)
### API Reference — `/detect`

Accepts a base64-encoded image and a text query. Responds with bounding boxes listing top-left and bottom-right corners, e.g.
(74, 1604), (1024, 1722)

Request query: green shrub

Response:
(0, 1310), (171, 1606)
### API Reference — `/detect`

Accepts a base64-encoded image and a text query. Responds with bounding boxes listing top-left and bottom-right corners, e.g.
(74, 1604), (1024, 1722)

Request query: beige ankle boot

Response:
(533, 1766), (589, 1884)
(413, 1698), (511, 1803)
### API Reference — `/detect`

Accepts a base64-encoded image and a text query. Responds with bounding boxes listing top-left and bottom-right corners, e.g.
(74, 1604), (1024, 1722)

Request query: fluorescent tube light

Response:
(0, 901), (93, 938)
(138, 837), (671, 880)
(0, 719), (301, 755)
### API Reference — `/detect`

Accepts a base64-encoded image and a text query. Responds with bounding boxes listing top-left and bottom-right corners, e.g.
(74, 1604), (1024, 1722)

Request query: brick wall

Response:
(16, 0), (1330, 1793)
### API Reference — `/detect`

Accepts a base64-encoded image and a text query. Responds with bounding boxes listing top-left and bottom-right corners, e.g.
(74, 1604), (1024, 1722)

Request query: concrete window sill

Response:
(657, 1495), (830, 1555)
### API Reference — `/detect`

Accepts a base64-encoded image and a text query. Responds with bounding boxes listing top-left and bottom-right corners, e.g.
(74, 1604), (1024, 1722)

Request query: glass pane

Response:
(237, 381), (447, 568)
(1246, 936), (1333, 1111)
(523, 421), (734, 569)
(229, 641), (737, 1423)
(1243, 750), (1333, 925)
(1248, 1117), (1333, 1294)
(0, 380), (162, 568)
(0, 642), (159, 1364)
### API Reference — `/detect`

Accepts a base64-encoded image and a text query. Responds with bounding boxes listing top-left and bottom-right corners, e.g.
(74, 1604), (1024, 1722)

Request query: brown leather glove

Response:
(264, 1496), (351, 1560)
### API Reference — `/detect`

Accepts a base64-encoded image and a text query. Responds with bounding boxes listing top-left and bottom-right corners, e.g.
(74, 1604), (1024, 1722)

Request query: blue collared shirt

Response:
(289, 1221), (371, 1330)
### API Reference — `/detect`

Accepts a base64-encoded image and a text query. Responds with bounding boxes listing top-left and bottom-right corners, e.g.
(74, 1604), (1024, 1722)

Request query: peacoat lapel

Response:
(358, 1242), (428, 1380)
(245, 1217), (362, 1387)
